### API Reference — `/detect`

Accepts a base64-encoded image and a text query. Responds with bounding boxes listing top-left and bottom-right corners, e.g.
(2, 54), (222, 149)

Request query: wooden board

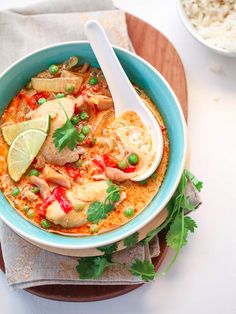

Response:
(0, 13), (187, 302)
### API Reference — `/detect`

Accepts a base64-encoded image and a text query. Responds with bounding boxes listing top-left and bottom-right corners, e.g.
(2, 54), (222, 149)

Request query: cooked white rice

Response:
(181, 0), (236, 52)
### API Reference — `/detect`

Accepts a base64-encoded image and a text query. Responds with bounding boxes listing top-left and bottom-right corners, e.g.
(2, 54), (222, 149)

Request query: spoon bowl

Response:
(85, 20), (164, 181)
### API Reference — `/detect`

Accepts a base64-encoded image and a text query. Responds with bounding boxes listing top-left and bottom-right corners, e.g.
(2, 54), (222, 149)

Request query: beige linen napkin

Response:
(0, 0), (201, 290)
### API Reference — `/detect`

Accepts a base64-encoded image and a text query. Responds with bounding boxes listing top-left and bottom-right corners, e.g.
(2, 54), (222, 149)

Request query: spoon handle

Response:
(85, 20), (138, 116)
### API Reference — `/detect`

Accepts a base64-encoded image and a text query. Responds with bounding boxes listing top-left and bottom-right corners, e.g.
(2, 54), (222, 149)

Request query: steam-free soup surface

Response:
(0, 57), (169, 236)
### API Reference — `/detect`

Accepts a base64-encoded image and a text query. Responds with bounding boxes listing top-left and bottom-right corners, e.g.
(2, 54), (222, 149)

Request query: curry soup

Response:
(0, 56), (169, 236)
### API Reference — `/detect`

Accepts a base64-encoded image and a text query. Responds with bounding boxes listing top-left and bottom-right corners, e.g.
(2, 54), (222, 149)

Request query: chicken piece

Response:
(34, 155), (46, 169)
(75, 95), (87, 112)
(105, 167), (134, 182)
(28, 176), (50, 199)
(42, 165), (71, 188)
(45, 181), (109, 228)
(87, 95), (113, 110)
(72, 180), (108, 202)
(22, 188), (38, 202)
(46, 202), (87, 228)
(30, 98), (81, 166)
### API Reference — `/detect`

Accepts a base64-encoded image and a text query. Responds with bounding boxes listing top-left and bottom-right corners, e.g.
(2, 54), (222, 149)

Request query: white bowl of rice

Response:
(177, 0), (236, 57)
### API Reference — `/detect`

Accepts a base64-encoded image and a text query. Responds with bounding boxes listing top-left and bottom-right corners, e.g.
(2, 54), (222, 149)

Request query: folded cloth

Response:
(0, 0), (201, 290)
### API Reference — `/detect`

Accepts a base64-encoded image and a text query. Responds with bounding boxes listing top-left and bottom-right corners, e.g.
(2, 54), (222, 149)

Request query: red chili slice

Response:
(38, 194), (55, 217)
(65, 166), (80, 181)
(92, 157), (105, 171)
(123, 165), (136, 173)
(19, 92), (38, 110)
(103, 154), (117, 168)
(53, 187), (73, 214)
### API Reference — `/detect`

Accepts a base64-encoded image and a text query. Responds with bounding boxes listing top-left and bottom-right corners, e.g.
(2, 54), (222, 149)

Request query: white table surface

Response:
(0, 0), (236, 313)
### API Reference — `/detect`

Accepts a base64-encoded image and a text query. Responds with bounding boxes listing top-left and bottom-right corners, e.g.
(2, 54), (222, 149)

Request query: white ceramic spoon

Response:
(85, 20), (164, 181)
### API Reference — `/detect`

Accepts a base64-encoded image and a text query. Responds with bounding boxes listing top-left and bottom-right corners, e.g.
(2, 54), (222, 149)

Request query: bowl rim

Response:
(0, 41), (187, 249)
(176, 0), (236, 58)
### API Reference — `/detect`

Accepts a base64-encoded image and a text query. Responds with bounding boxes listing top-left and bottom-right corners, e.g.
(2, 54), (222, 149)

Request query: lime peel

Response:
(7, 129), (47, 182)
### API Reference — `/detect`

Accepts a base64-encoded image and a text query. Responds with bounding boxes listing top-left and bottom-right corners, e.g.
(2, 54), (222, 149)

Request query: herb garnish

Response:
(130, 259), (156, 281)
(98, 243), (118, 255)
(76, 256), (113, 279)
(76, 170), (203, 281)
(123, 232), (139, 249)
(87, 181), (121, 224)
(53, 102), (80, 152)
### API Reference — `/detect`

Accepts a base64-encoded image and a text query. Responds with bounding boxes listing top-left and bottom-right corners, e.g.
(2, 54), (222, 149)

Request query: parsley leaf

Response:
(98, 243), (118, 255)
(130, 259), (155, 282)
(87, 201), (107, 223)
(123, 232), (139, 249)
(76, 256), (113, 279)
(53, 103), (80, 152)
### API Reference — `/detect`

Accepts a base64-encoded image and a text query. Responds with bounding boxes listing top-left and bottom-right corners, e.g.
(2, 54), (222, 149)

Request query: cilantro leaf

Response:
(98, 243), (118, 255)
(184, 170), (203, 192)
(123, 232), (139, 248)
(52, 103), (80, 152)
(87, 201), (107, 223)
(106, 183), (121, 203)
(76, 256), (113, 279)
(166, 214), (184, 250)
(130, 259), (155, 282)
(104, 202), (114, 213)
(184, 216), (197, 233)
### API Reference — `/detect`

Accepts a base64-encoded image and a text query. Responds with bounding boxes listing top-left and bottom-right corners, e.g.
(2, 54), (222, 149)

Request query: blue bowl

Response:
(0, 42), (186, 250)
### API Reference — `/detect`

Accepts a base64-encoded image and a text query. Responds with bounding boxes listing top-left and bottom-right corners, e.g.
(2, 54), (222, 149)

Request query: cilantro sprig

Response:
(130, 259), (155, 281)
(53, 102), (80, 152)
(123, 232), (139, 249)
(76, 170), (203, 282)
(87, 181), (121, 223)
(76, 256), (113, 279)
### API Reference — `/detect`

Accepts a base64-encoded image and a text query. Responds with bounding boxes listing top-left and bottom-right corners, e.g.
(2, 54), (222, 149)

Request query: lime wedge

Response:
(2, 115), (50, 145)
(7, 129), (47, 182)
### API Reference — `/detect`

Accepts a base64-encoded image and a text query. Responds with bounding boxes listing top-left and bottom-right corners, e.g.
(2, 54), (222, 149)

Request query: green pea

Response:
(66, 83), (75, 94)
(71, 115), (79, 125)
(90, 224), (99, 234)
(139, 179), (148, 185)
(74, 203), (84, 212)
(81, 125), (90, 136)
(56, 93), (65, 99)
(40, 219), (51, 229)
(31, 187), (39, 194)
(23, 206), (30, 213)
(75, 160), (83, 168)
(49, 64), (59, 75)
(89, 77), (98, 85)
(118, 160), (128, 170)
(78, 133), (85, 142)
(29, 169), (40, 177)
(124, 207), (134, 218)
(12, 187), (20, 197)
(38, 97), (47, 105)
(26, 81), (32, 90)
(128, 153), (139, 165)
(27, 209), (35, 219)
(79, 112), (89, 121)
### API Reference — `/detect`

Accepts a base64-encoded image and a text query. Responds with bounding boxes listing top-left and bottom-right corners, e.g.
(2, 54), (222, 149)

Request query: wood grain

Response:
(0, 13), (187, 302)
(126, 13), (188, 120)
